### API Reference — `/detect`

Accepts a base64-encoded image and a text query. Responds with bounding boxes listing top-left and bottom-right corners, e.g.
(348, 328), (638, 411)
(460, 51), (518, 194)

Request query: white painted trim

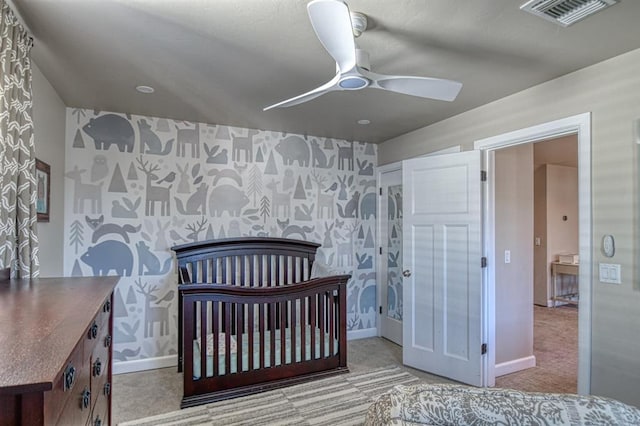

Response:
(474, 112), (592, 395)
(348, 328), (378, 340)
(113, 355), (177, 375)
(376, 162), (403, 342)
(495, 356), (537, 377)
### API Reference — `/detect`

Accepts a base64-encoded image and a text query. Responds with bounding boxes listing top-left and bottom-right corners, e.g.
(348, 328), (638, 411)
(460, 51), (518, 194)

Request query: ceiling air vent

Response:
(520, 0), (619, 27)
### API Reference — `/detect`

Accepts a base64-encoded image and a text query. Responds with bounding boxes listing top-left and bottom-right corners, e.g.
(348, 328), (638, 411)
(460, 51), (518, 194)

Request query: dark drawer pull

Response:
(81, 387), (91, 410)
(89, 322), (98, 339)
(103, 299), (111, 313)
(63, 363), (76, 391)
(94, 416), (102, 426)
(104, 382), (111, 396)
(104, 334), (112, 348)
(93, 358), (102, 377)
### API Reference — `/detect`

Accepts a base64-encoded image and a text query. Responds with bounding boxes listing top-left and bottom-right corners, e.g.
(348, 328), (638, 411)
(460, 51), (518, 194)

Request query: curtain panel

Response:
(0, 0), (38, 278)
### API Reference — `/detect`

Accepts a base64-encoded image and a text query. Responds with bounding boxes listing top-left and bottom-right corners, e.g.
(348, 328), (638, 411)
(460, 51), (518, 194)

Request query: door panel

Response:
(402, 150), (483, 386)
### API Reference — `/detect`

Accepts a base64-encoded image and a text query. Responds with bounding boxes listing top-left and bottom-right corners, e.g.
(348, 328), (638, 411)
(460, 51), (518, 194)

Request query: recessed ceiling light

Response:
(135, 85), (155, 94)
(357, 119), (370, 125)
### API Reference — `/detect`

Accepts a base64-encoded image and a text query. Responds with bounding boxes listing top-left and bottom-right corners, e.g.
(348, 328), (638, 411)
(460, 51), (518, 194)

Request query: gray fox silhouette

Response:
(85, 215), (141, 243)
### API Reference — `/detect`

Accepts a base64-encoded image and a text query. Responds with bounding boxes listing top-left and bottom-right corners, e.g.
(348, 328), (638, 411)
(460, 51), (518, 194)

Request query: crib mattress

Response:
(193, 325), (338, 379)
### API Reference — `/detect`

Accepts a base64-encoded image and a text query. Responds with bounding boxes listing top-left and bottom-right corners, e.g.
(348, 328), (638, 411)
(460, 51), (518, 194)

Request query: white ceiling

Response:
(14, 0), (640, 143)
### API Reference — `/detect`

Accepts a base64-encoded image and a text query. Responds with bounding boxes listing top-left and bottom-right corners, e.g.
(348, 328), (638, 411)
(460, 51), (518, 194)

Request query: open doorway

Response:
(475, 112), (591, 393)
(492, 135), (579, 393)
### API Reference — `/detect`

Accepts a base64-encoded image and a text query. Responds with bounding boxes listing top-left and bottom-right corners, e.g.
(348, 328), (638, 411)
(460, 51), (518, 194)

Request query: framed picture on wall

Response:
(35, 159), (50, 222)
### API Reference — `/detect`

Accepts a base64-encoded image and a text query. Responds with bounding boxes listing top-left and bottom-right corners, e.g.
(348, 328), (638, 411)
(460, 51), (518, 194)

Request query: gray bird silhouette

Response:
(325, 182), (338, 192)
(156, 171), (176, 184)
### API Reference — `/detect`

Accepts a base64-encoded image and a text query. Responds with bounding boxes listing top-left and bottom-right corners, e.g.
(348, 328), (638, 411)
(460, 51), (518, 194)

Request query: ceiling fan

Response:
(263, 0), (463, 111)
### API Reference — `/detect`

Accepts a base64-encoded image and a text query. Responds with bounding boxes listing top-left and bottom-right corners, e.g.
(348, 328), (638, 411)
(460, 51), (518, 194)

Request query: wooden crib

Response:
(172, 237), (351, 408)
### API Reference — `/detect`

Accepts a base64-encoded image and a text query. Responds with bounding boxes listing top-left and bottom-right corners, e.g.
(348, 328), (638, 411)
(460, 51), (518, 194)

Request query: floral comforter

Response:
(365, 384), (640, 425)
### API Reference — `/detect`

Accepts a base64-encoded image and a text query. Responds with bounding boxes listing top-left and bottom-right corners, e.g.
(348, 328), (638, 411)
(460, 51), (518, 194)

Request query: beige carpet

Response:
(118, 366), (421, 426)
(495, 305), (578, 393)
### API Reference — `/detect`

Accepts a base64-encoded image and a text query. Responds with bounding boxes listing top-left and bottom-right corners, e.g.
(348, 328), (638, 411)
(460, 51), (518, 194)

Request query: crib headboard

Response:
(171, 237), (321, 286)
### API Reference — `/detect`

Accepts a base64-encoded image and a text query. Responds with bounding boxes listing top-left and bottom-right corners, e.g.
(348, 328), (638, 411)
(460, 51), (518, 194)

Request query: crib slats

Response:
(280, 301), (286, 366)
(236, 302), (243, 373)
(291, 299), (297, 363)
(259, 303), (265, 369)
(224, 302), (231, 374)
(200, 301), (207, 378)
(300, 297), (306, 362)
(221, 258), (227, 285)
(269, 302), (276, 367)
(310, 295), (316, 360)
(319, 293), (325, 359)
(329, 293), (335, 356)
(212, 301), (219, 377)
(282, 256), (288, 285)
(248, 303), (254, 370)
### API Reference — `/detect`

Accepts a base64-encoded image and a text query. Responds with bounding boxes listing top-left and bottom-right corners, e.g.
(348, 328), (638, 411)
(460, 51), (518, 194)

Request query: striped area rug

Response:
(119, 366), (421, 426)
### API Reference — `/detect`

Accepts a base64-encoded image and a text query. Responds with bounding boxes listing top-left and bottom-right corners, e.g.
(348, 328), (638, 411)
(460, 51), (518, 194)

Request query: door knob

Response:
(402, 270), (411, 277)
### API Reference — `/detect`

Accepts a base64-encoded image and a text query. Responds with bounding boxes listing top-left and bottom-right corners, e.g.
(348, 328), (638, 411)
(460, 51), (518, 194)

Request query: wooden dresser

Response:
(0, 276), (119, 426)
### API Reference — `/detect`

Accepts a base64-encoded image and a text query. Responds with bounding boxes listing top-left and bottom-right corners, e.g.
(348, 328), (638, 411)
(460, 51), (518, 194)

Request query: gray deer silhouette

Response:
(136, 157), (171, 216)
(65, 166), (103, 214)
(135, 279), (170, 338)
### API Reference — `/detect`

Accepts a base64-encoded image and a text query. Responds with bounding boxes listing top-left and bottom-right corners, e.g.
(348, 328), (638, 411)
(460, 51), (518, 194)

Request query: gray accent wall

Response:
(378, 48), (640, 406)
(63, 108), (378, 366)
(32, 63), (66, 277)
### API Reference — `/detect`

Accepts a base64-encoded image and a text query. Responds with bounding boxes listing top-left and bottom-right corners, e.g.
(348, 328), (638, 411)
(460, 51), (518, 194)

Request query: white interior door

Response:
(402, 150), (484, 386)
(379, 169), (403, 345)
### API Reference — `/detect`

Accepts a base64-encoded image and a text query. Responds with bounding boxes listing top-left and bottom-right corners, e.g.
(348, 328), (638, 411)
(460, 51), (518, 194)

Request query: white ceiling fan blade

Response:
(363, 69), (463, 102)
(263, 74), (340, 111)
(307, 0), (357, 72)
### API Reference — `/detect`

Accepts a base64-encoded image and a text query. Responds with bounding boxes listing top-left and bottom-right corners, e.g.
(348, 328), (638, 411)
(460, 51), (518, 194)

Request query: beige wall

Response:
(533, 165), (548, 306)
(32, 63), (66, 277)
(379, 48), (640, 405)
(495, 144), (534, 366)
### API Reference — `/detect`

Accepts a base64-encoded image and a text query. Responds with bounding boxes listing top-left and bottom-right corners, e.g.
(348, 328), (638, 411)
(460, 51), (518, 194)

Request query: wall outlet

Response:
(534, 237), (541, 246)
(504, 250), (511, 264)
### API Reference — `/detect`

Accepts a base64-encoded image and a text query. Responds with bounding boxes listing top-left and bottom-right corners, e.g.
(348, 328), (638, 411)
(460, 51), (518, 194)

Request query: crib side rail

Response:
(180, 275), (349, 404)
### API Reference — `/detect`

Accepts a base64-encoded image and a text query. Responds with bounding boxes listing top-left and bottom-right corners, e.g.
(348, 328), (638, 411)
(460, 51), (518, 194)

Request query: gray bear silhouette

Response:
(81, 240), (133, 276)
(83, 114), (134, 152)
(208, 185), (250, 216)
(275, 136), (310, 167)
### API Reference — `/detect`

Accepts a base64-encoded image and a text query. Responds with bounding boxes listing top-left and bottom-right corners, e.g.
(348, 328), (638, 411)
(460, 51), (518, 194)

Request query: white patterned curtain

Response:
(0, 0), (38, 278)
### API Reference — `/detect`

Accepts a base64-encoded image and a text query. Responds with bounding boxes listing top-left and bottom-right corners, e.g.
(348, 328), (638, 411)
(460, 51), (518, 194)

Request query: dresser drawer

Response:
(89, 384), (110, 426)
(53, 359), (92, 426)
(90, 333), (110, 407)
(97, 296), (113, 330)
(43, 338), (88, 425)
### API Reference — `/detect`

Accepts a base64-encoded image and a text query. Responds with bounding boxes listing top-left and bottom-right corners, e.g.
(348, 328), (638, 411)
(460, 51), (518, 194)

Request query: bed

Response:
(171, 237), (351, 408)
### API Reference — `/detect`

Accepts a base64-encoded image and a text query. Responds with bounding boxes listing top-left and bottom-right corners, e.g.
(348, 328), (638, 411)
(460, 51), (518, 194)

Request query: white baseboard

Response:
(348, 328), (377, 340)
(495, 355), (536, 377)
(113, 354), (177, 375)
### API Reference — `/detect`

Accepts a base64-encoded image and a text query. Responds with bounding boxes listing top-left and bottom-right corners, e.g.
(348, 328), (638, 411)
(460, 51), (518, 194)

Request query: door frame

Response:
(474, 112), (592, 393)
(375, 161), (402, 346)
(376, 161), (402, 341)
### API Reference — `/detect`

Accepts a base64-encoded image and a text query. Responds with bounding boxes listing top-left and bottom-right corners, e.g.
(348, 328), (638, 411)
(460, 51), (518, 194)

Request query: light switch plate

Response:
(599, 263), (621, 284)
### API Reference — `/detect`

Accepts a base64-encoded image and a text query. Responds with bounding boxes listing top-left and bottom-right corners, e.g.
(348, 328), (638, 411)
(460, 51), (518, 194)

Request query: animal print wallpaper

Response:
(63, 108), (378, 366)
